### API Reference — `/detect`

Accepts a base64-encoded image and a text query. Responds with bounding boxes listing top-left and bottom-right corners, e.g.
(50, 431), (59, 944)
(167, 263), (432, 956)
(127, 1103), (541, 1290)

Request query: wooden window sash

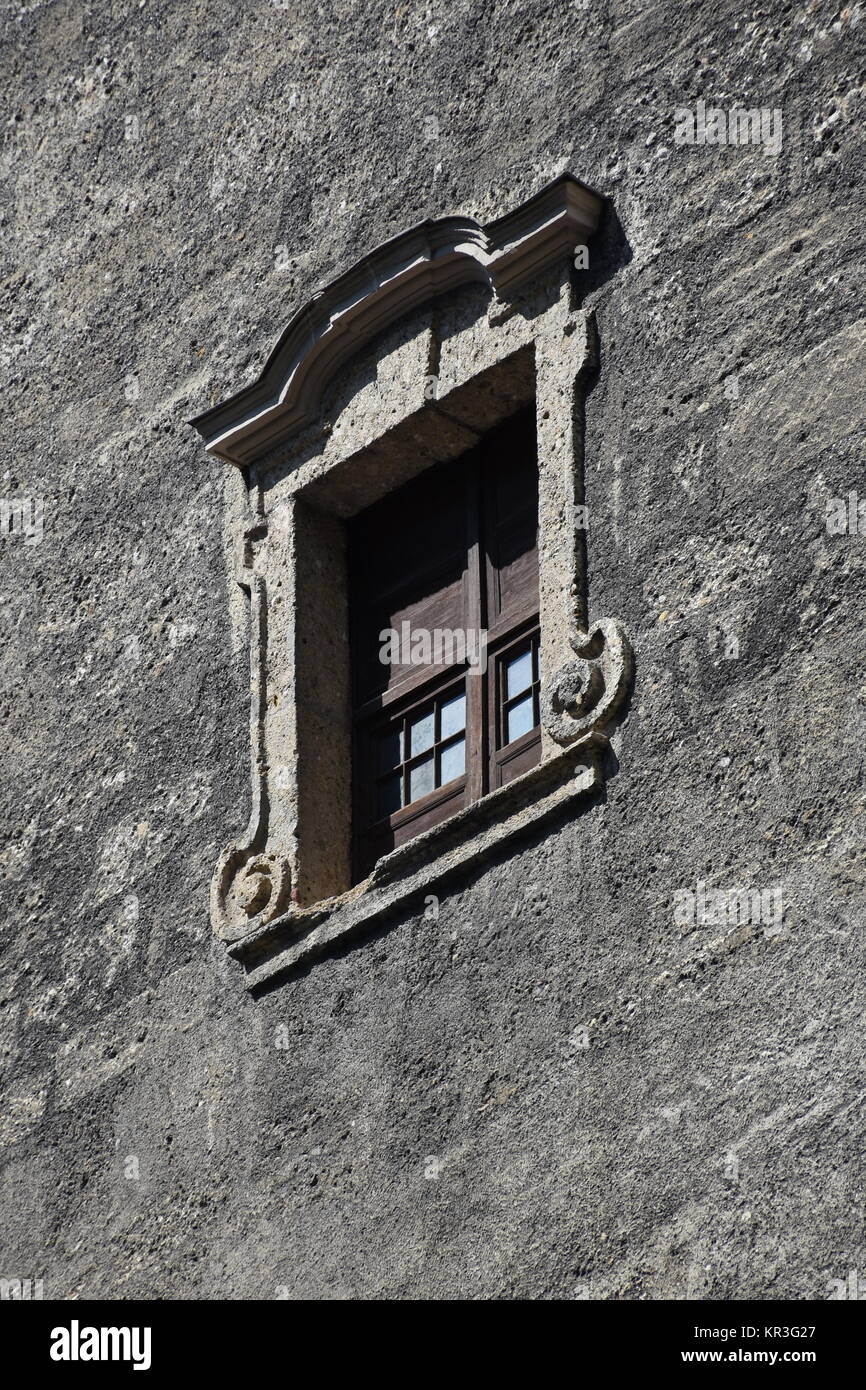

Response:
(350, 406), (540, 880)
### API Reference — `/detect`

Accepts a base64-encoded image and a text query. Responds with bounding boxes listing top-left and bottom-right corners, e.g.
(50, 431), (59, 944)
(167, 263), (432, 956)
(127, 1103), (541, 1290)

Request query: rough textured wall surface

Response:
(1, 0), (864, 1299)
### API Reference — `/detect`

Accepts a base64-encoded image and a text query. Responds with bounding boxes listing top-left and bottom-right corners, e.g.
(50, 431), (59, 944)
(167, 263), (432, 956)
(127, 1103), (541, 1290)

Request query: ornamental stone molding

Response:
(191, 175), (604, 466)
(541, 619), (634, 747)
(190, 173), (633, 989)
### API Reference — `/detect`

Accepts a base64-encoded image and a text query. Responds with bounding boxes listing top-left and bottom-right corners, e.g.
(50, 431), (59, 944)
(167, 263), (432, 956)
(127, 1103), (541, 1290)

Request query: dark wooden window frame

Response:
(490, 623), (542, 787)
(349, 406), (541, 880)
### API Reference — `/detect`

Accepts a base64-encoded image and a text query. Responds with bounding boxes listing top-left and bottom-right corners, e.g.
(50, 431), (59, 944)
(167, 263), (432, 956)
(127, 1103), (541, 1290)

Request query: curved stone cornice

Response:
(190, 173), (604, 467)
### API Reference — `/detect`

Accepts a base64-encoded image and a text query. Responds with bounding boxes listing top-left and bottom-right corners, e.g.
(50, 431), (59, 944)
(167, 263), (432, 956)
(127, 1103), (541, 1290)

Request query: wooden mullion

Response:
(465, 454), (486, 803)
(400, 711), (408, 811)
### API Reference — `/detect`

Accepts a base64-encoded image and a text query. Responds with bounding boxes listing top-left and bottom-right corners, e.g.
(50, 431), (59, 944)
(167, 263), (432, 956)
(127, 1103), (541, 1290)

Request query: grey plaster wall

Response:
(1, 0), (863, 1299)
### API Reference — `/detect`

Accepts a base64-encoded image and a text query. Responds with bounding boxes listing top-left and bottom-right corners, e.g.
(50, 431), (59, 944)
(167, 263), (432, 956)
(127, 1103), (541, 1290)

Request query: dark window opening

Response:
(348, 404), (540, 880)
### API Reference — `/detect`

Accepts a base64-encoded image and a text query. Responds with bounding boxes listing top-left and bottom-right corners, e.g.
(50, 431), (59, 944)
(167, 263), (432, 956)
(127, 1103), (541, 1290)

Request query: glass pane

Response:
(505, 648), (533, 699)
(440, 691), (466, 739)
(376, 772), (402, 819)
(376, 727), (403, 773)
(440, 737), (465, 784)
(409, 709), (435, 756)
(506, 694), (534, 744)
(408, 755), (435, 803)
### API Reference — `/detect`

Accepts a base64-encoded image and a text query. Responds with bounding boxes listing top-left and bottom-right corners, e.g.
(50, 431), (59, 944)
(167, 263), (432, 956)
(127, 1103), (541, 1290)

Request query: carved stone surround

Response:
(191, 174), (633, 990)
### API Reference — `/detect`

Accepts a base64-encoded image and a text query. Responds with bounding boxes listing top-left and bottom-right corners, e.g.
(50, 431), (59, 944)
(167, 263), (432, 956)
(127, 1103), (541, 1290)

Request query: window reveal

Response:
(349, 405), (540, 879)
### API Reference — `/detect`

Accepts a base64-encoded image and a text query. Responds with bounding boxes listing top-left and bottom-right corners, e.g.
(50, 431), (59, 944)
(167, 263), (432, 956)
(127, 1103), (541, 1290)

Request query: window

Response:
(196, 176), (635, 985)
(349, 405), (540, 879)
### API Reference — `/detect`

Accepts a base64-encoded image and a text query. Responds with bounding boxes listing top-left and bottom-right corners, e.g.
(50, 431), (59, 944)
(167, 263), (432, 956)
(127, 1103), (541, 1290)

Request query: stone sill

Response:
(228, 732), (609, 991)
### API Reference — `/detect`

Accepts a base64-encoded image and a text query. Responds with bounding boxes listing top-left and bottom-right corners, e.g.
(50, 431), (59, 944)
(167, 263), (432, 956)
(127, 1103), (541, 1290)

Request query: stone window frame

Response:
(191, 174), (632, 990)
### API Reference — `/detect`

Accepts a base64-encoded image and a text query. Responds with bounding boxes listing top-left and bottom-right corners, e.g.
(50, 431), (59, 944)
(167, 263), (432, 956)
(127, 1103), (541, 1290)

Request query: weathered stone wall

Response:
(1, 0), (863, 1298)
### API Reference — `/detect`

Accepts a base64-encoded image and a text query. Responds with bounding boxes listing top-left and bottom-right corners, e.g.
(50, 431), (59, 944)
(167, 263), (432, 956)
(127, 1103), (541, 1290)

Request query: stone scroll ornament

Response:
(541, 618), (633, 745)
(211, 845), (292, 944)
